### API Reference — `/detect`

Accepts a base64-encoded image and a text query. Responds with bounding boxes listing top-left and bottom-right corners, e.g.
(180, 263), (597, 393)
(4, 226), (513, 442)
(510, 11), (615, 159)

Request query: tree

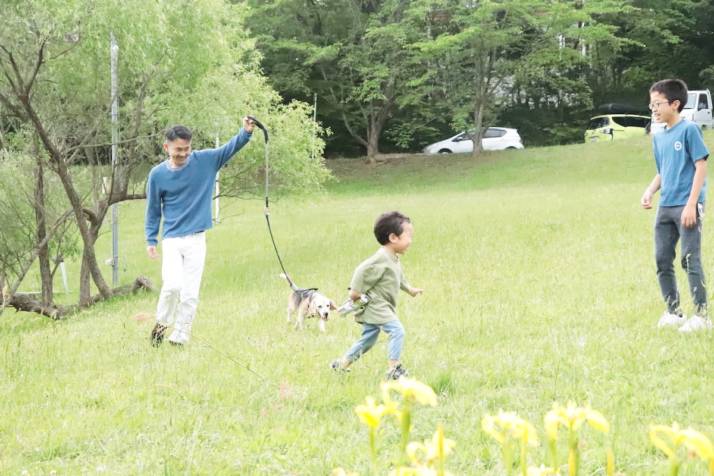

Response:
(408, 0), (624, 155)
(0, 0), (329, 316)
(246, 0), (427, 161)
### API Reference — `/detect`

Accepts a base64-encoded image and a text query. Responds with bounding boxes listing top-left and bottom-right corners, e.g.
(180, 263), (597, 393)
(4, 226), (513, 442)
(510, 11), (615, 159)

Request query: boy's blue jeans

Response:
(344, 320), (405, 363)
(655, 204), (707, 315)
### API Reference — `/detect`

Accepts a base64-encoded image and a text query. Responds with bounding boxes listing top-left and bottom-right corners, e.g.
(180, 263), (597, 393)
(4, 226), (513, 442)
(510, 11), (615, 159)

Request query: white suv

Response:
(650, 89), (713, 135)
(423, 127), (524, 154)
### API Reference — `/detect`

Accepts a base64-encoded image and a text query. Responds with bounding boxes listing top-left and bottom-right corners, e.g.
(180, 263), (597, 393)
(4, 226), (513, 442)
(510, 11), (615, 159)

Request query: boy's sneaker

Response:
(386, 364), (408, 380)
(330, 359), (351, 373)
(150, 323), (168, 347)
(657, 312), (686, 329)
(679, 315), (713, 333)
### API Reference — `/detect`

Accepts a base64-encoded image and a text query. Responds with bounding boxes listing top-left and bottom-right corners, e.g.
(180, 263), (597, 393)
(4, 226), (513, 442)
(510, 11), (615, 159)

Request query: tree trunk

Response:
(20, 98), (113, 301)
(471, 100), (486, 157)
(366, 120), (382, 163)
(7, 276), (153, 319)
(79, 247), (93, 305)
(33, 143), (53, 306)
(79, 220), (104, 305)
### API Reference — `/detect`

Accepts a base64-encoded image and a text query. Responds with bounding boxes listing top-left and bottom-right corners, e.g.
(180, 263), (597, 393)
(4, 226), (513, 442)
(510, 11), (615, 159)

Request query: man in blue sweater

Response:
(145, 118), (254, 346)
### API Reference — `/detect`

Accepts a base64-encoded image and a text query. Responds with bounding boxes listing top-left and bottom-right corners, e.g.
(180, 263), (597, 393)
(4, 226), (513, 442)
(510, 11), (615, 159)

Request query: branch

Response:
(6, 276), (153, 319)
(0, 90), (25, 119)
(25, 37), (47, 96)
(0, 45), (26, 97)
(0, 46), (22, 94)
(3, 207), (74, 303)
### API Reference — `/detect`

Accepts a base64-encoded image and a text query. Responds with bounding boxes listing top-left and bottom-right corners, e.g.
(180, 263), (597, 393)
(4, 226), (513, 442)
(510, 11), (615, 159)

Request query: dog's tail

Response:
(279, 272), (299, 291)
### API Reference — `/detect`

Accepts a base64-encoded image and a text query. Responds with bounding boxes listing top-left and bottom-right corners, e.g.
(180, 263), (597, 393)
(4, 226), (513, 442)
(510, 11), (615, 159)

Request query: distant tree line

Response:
(243, 0), (714, 157)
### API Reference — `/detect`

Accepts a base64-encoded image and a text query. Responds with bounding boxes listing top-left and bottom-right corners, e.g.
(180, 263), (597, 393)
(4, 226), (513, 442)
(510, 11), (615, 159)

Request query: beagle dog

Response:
(281, 274), (336, 332)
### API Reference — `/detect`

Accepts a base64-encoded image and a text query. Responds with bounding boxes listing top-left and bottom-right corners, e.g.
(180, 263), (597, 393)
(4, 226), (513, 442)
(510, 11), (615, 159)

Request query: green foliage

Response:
(246, 0), (429, 155)
(243, 0), (714, 155)
(0, 142), (79, 289)
(1, 0), (328, 194)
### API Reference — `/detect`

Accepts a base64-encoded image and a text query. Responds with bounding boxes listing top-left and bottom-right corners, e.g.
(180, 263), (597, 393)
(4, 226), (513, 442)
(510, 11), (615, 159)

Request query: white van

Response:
(650, 89), (713, 135)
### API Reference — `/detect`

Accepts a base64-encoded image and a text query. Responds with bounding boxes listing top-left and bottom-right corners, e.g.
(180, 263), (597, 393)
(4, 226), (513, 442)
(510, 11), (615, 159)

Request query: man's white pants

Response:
(155, 232), (206, 344)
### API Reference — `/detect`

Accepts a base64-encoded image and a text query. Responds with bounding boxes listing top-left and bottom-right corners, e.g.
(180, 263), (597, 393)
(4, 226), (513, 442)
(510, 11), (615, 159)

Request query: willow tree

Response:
(0, 0), (329, 315)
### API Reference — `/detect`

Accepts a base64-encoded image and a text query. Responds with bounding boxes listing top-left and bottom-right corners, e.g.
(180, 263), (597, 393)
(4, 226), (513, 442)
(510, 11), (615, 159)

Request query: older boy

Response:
(331, 211), (423, 379)
(641, 79), (710, 332)
(146, 118), (254, 346)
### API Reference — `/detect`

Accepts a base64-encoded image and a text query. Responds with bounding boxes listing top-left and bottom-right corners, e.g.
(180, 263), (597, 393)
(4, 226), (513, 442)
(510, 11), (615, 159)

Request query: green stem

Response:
(369, 427), (378, 476)
(503, 442), (514, 476)
(548, 438), (558, 471)
(400, 404), (412, 463)
(568, 430), (578, 476)
(670, 459), (680, 476)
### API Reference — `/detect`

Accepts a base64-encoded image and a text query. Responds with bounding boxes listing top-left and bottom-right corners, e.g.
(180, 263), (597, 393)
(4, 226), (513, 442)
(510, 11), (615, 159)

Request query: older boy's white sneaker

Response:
(678, 315), (713, 333)
(657, 312), (686, 329)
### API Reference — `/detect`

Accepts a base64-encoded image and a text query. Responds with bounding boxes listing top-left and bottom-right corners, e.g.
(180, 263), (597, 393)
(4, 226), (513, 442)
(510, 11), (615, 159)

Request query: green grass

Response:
(3, 135), (714, 474)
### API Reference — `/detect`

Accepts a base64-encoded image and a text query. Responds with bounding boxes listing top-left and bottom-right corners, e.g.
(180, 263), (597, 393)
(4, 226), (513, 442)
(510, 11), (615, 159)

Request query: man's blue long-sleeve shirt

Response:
(145, 129), (252, 246)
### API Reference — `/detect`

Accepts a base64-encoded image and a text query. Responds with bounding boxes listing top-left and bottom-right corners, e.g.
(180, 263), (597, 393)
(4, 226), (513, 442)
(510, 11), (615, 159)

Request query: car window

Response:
(631, 117), (650, 128)
(453, 132), (467, 141)
(611, 116), (627, 127)
(589, 117), (609, 129)
(699, 93), (709, 110)
(484, 128), (506, 138)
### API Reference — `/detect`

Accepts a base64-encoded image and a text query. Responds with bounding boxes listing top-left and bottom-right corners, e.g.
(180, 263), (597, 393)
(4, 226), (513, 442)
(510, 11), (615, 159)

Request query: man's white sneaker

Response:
(657, 312), (686, 329)
(678, 315), (713, 333)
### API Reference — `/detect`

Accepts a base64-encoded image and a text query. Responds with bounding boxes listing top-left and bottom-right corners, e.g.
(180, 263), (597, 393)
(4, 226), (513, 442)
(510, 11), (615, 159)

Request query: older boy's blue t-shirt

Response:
(653, 119), (709, 206)
(144, 129), (251, 246)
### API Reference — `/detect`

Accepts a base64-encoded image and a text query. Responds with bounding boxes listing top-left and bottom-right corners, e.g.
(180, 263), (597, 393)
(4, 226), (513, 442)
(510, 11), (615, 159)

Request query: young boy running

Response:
(331, 211), (423, 379)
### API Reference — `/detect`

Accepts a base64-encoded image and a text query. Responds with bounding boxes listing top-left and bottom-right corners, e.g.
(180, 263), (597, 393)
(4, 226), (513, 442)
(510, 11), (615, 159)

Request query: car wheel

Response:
(438, 149), (452, 154)
(506, 146), (518, 149)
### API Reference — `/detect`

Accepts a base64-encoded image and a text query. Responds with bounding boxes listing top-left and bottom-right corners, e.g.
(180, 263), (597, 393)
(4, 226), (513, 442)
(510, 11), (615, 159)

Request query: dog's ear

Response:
(329, 300), (337, 310)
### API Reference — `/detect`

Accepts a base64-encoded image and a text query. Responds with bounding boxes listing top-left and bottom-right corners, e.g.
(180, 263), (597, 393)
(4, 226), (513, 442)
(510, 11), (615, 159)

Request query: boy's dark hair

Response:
(374, 211), (411, 245)
(165, 125), (192, 142)
(650, 79), (688, 112)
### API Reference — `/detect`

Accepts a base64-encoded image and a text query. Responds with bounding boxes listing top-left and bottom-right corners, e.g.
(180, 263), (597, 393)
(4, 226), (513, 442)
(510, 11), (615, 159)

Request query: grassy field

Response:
(3, 134), (714, 474)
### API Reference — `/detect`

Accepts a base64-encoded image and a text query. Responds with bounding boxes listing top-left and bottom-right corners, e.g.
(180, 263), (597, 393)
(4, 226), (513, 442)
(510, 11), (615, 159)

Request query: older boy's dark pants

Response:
(655, 204), (707, 314)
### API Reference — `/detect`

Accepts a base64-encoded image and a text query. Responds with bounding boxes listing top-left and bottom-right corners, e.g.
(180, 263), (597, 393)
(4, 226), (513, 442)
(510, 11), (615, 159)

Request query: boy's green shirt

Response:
(350, 247), (411, 324)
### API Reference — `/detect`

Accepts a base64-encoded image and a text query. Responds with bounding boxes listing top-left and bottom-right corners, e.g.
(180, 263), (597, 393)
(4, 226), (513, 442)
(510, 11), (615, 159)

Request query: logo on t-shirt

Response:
(674, 141), (683, 151)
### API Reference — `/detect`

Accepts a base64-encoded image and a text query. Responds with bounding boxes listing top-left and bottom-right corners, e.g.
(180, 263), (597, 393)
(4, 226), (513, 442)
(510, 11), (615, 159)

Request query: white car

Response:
(650, 89), (713, 135)
(423, 127), (524, 154)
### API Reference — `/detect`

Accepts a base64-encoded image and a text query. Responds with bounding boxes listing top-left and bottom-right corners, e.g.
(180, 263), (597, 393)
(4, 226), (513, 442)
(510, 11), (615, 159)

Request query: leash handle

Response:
(247, 115), (269, 143)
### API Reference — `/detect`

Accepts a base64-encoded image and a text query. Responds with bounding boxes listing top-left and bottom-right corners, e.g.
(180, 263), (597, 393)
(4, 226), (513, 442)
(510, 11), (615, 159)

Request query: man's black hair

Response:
(165, 125), (193, 142)
(374, 211), (411, 245)
(650, 79), (688, 112)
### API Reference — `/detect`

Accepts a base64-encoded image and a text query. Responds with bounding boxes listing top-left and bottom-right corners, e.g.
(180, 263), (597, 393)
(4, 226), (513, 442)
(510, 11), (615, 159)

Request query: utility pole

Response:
(214, 134), (221, 223)
(312, 93), (317, 160)
(110, 33), (119, 286)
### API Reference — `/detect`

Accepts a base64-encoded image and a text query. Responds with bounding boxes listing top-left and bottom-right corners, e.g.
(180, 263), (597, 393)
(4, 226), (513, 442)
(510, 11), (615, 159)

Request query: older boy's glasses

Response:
(649, 100), (671, 110)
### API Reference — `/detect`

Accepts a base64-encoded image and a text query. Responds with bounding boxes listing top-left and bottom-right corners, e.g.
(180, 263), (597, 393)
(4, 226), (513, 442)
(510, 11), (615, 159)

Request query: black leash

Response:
(248, 116), (298, 290)
(188, 330), (268, 381)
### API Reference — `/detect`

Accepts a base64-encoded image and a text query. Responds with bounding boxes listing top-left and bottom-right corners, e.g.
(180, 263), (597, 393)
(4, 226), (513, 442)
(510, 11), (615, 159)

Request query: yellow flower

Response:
(331, 468), (358, 476)
(382, 378), (438, 407)
(527, 465), (558, 476)
(583, 406), (610, 434)
(482, 411), (539, 446)
(545, 402), (609, 438)
(680, 428), (714, 462)
(406, 426), (456, 467)
(649, 423), (684, 460)
(355, 396), (386, 429)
